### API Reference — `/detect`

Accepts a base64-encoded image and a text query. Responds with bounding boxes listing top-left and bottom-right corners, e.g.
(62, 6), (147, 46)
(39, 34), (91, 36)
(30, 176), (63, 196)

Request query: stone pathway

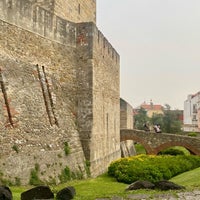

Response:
(96, 190), (200, 200)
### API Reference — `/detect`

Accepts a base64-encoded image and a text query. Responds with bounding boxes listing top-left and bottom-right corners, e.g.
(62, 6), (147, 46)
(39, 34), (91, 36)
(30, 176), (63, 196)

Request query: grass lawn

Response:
(11, 174), (129, 200)
(66, 174), (129, 200)
(10, 168), (200, 200)
(10, 173), (168, 200)
(170, 167), (200, 188)
(134, 143), (147, 154)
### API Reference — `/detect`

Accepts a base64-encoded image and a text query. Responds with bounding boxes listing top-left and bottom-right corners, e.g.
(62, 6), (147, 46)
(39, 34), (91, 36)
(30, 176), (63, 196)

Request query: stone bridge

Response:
(120, 129), (200, 155)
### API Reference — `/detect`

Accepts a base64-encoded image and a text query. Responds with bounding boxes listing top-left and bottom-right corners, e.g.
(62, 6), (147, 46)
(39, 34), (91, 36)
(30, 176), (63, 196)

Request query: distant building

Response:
(184, 92), (200, 132)
(139, 101), (164, 118)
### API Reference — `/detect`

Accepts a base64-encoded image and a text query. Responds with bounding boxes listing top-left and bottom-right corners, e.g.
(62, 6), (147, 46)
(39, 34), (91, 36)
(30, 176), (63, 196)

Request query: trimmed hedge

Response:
(108, 154), (200, 184)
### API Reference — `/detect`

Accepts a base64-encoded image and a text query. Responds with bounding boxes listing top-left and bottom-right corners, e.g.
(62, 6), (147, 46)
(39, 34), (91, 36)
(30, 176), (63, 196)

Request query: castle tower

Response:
(0, 0), (120, 184)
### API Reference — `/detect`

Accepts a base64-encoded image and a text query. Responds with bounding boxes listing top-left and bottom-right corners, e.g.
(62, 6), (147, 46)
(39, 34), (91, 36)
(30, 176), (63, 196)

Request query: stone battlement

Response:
(93, 26), (120, 63)
(0, 0), (76, 46)
(0, 0), (96, 24)
(0, 0), (118, 61)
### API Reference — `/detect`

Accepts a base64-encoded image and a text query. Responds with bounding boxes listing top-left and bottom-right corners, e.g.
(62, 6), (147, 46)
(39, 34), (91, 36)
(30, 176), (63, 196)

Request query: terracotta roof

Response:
(141, 104), (163, 111)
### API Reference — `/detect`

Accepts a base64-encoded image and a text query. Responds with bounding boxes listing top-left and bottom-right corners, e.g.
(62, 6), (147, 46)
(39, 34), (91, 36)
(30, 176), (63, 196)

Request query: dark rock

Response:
(125, 180), (155, 190)
(21, 185), (54, 200)
(155, 180), (185, 190)
(0, 186), (13, 200)
(56, 186), (76, 200)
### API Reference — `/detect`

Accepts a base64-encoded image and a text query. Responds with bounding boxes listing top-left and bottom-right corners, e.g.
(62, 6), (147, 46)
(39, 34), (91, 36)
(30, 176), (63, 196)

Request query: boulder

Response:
(0, 186), (13, 200)
(126, 180), (155, 190)
(155, 180), (185, 190)
(21, 185), (54, 200)
(56, 186), (76, 200)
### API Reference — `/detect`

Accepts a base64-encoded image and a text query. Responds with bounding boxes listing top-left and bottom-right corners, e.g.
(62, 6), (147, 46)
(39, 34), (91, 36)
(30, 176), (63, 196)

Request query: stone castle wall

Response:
(76, 23), (121, 176)
(0, 0), (77, 46)
(120, 99), (136, 157)
(90, 25), (121, 175)
(0, 0), (96, 26)
(0, 0), (121, 184)
(54, 0), (96, 23)
(0, 19), (86, 184)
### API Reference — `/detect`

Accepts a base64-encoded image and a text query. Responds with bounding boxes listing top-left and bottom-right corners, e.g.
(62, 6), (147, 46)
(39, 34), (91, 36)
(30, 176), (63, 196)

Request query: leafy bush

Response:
(108, 155), (200, 184)
(188, 132), (198, 137)
(85, 160), (91, 177)
(29, 163), (43, 186)
(59, 166), (71, 183)
(64, 142), (70, 156)
(158, 148), (185, 155)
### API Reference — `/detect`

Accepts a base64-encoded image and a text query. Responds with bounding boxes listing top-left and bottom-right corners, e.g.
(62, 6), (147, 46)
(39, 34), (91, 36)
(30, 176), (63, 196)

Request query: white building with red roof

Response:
(184, 92), (200, 132)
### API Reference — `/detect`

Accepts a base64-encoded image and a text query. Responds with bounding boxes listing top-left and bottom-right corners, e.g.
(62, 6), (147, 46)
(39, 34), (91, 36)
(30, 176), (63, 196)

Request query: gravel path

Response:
(96, 190), (200, 200)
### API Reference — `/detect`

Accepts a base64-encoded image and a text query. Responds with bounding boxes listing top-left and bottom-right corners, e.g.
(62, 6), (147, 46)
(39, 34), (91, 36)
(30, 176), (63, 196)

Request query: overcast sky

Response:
(96, 0), (200, 110)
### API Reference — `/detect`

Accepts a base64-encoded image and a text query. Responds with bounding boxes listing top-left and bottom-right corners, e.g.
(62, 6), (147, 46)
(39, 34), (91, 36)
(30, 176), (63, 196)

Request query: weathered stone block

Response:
(56, 186), (76, 200)
(0, 186), (13, 200)
(21, 186), (54, 200)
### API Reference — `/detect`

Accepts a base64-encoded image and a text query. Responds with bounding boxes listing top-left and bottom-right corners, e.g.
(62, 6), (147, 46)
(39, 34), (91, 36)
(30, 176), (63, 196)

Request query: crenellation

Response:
(93, 26), (120, 63)
(0, 0), (117, 61)
(0, 0), (77, 47)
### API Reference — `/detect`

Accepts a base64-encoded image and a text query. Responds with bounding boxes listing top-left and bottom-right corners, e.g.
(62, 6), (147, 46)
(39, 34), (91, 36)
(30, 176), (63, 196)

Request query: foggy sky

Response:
(96, 0), (200, 110)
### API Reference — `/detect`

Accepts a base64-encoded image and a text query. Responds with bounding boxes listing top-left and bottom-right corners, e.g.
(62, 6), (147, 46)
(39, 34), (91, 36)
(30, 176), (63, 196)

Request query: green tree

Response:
(163, 106), (182, 133)
(134, 108), (150, 130)
(151, 113), (164, 128)
(134, 104), (182, 133)
(151, 104), (182, 133)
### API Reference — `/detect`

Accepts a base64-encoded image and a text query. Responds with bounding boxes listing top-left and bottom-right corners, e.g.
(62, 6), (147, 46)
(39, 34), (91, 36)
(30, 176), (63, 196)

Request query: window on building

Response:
(193, 104), (197, 113)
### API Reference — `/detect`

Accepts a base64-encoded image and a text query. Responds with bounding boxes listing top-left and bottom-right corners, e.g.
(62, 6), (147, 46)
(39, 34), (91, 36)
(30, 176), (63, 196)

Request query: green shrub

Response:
(158, 148), (185, 155)
(29, 163), (43, 186)
(188, 132), (198, 137)
(157, 163), (172, 180)
(59, 166), (71, 183)
(108, 155), (200, 184)
(64, 142), (70, 156)
(71, 170), (84, 180)
(85, 160), (91, 177)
